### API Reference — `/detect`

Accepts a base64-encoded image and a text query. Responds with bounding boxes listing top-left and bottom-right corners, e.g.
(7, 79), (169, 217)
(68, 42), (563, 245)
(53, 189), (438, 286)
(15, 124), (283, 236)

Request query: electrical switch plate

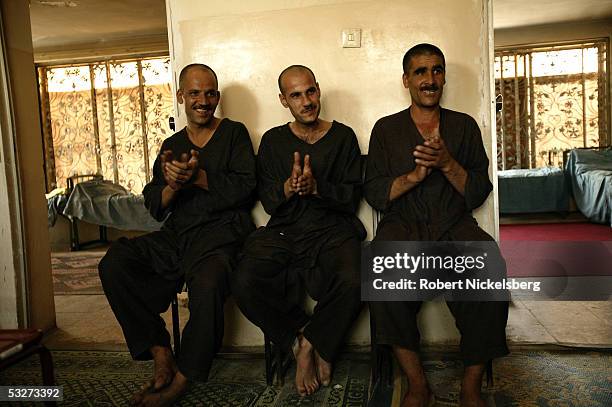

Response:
(342, 28), (361, 48)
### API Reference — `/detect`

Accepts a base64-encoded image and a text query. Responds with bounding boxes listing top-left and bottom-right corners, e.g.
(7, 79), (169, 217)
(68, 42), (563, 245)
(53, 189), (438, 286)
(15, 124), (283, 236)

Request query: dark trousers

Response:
(231, 233), (362, 362)
(98, 231), (233, 382)
(369, 218), (509, 365)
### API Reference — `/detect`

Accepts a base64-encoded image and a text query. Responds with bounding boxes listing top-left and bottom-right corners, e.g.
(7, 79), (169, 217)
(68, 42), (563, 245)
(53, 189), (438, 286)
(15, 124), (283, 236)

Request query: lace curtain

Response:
(495, 39), (609, 170)
(39, 57), (174, 193)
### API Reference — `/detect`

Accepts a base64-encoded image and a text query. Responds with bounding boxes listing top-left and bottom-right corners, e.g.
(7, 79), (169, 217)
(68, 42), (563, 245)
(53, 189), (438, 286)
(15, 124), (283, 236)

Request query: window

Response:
(38, 56), (174, 193)
(494, 39), (609, 170)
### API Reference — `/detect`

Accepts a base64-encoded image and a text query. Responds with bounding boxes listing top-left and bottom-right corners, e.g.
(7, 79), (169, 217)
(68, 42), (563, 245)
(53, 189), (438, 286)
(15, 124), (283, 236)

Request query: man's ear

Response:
(177, 90), (184, 105)
(402, 73), (409, 89)
(279, 93), (289, 108)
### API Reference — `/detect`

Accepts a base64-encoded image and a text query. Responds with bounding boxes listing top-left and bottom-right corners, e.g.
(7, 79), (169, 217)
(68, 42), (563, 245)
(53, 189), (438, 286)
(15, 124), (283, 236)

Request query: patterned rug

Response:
(0, 349), (610, 406)
(0, 351), (370, 406)
(424, 350), (612, 406)
(51, 251), (106, 295)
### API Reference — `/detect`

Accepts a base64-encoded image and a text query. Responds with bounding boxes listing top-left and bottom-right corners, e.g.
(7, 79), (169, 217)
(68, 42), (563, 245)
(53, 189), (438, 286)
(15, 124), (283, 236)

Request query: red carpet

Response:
(500, 222), (611, 241)
(499, 223), (611, 277)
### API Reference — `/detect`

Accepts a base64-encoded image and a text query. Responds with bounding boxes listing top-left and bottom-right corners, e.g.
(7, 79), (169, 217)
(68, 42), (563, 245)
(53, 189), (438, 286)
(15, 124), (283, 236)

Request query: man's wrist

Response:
(441, 159), (457, 174)
(405, 171), (421, 185)
(284, 178), (295, 198)
(192, 169), (208, 189)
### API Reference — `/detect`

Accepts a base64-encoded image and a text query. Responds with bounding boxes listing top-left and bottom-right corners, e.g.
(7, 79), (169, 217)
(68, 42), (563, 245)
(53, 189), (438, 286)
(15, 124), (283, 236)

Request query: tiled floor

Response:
(44, 294), (612, 351)
(506, 299), (611, 347)
(45, 294), (189, 351)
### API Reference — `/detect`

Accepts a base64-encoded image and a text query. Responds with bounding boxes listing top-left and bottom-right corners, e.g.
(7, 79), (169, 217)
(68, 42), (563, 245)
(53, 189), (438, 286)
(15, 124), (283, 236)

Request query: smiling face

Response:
(278, 68), (321, 126)
(402, 53), (446, 110)
(177, 67), (220, 128)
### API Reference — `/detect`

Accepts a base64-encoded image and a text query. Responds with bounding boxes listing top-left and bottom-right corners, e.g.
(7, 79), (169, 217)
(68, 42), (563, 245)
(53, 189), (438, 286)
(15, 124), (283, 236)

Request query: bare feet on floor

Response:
(293, 335), (319, 396)
(136, 370), (189, 407)
(460, 364), (487, 407)
(314, 350), (332, 386)
(459, 392), (487, 407)
(152, 346), (177, 390)
(401, 385), (433, 407)
(131, 346), (177, 405)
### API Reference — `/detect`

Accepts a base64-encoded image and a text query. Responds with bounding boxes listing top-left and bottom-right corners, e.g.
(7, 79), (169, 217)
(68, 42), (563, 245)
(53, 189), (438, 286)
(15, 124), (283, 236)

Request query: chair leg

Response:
(99, 225), (108, 243)
(38, 345), (55, 386)
(37, 345), (57, 407)
(263, 332), (293, 386)
(264, 334), (273, 386)
(70, 217), (80, 251)
(486, 359), (494, 386)
(171, 294), (181, 357)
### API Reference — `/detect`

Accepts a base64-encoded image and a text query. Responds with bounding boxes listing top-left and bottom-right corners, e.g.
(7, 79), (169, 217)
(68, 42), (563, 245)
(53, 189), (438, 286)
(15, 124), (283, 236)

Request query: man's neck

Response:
(289, 119), (331, 144)
(410, 104), (440, 125)
(410, 105), (441, 140)
(186, 117), (220, 146)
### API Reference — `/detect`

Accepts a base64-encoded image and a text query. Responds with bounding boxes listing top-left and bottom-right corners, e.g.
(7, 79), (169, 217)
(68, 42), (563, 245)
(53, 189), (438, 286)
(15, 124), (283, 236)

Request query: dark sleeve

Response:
(313, 129), (363, 214)
(462, 118), (493, 210)
(206, 123), (256, 211)
(143, 141), (172, 221)
(364, 121), (394, 211)
(256, 133), (290, 215)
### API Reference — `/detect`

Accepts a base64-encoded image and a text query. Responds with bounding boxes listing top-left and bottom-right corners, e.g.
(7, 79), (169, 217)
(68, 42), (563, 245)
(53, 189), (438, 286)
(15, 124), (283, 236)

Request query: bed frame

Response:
(63, 174), (108, 251)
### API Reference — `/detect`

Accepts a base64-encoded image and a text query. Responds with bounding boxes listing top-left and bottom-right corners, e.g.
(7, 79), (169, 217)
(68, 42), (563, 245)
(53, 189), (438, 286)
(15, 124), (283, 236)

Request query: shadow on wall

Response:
(318, 88), (368, 148)
(441, 62), (478, 114)
(219, 83), (260, 149)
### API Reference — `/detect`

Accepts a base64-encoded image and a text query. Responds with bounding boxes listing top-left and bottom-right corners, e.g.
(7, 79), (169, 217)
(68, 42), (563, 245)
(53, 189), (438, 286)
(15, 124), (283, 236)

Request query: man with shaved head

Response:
(99, 63), (256, 406)
(365, 44), (508, 407)
(232, 65), (365, 396)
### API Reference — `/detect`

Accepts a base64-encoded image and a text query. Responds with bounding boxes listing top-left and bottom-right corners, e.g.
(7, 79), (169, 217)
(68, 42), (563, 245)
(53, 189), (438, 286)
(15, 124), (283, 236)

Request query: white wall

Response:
(167, 0), (495, 346)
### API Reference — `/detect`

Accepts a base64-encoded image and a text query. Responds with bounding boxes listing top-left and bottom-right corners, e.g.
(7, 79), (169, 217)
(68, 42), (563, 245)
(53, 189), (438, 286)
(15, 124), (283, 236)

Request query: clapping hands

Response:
(286, 151), (317, 196)
(160, 149), (200, 191)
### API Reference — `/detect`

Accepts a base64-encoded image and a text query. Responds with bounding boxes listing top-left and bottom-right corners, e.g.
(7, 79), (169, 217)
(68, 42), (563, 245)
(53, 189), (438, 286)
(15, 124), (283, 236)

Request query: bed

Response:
(498, 166), (570, 214)
(49, 174), (164, 250)
(565, 148), (612, 226)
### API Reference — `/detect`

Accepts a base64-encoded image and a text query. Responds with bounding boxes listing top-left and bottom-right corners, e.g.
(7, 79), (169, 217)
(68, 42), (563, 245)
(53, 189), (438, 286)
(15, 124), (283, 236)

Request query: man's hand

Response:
(162, 149), (199, 190)
(297, 154), (317, 196)
(408, 164), (431, 184)
(415, 137), (468, 195)
(284, 151), (303, 198)
(161, 150), (180, 190)
(413, 137), (455, 173)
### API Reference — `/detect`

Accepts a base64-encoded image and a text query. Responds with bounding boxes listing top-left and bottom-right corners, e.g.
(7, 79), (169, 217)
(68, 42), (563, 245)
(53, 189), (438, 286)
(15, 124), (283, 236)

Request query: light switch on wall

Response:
(342, 28), (361, 48)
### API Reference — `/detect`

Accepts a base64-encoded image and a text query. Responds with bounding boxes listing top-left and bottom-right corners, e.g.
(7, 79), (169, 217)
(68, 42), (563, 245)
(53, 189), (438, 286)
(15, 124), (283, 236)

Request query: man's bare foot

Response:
(131, 379), (155, 405)
(459, 392), (487, 407)
(314, 350), (332, 386)
(136, 371), (189, 407)
(151, 346), (177, 390)
(401, 386), (433, 407)
(131, 346), (176, 405)
(293, 335), (319, 396)
(460, 364), (486, 407)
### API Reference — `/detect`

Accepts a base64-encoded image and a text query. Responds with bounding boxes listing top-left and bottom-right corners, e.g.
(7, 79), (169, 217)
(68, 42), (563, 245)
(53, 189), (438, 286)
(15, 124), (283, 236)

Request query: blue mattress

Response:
(498, 167), (569, 214)
(63, 179), (163, 232)
(565, 149), (612, 226)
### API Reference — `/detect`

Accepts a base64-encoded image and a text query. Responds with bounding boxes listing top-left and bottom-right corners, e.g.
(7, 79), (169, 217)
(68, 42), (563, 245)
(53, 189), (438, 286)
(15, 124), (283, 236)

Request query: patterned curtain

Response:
(38, 57), (173, 194)
(494, 40), (609, 170)
(495, 76), (530, 169)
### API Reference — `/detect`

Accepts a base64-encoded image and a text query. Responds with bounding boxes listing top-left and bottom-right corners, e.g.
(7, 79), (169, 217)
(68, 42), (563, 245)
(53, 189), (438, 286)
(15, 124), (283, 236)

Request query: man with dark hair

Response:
(232, 65), (365, 396)
(365, 44), (508, 407)
(99, 63), (256, 406)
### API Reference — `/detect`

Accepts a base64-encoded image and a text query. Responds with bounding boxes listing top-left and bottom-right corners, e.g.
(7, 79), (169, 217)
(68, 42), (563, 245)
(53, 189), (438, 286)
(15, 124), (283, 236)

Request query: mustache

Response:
(192, 104), (212, 110)
(302, 104), (316, 113)
(420, 85), (439, 91)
